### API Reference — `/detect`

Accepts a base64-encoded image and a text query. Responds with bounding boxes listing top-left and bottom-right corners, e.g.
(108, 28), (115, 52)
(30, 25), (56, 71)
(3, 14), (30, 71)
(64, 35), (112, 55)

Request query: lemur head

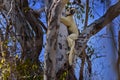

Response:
(65, 7), (76, 16)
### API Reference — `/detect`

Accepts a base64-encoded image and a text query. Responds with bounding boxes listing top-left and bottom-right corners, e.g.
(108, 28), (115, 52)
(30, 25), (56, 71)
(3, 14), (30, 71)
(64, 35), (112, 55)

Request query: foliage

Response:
(16, 59), (43, 80)
(0, 40), (16, 80)
(0, 39), (43, 80)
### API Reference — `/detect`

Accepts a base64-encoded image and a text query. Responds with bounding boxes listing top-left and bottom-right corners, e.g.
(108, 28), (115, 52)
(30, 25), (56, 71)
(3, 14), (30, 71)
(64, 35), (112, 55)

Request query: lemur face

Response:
(65, 7), (75, 15)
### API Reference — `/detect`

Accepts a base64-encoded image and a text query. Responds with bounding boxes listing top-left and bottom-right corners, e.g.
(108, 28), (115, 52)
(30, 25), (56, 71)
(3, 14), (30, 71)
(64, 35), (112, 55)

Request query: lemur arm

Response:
(60, 16), (70, 27)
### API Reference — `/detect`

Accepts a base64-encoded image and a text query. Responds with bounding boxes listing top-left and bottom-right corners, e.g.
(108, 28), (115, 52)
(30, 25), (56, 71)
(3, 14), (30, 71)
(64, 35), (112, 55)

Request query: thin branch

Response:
(7, 0), (14, 16)
(83, 1), (120, 34)
(39, 19), (47, 32)
(31, 9), (47, 32)
(84, 0), (89, 29)
(0, 29), (3, 56)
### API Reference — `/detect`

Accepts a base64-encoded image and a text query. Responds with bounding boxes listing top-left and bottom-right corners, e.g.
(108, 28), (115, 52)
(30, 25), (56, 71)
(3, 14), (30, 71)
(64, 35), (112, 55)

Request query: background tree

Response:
(0, 0), (44, 79)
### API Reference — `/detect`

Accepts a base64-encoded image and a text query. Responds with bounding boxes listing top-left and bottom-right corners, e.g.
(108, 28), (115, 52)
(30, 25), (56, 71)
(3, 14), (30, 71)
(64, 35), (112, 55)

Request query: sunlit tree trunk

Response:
(44, 0), (69, 79)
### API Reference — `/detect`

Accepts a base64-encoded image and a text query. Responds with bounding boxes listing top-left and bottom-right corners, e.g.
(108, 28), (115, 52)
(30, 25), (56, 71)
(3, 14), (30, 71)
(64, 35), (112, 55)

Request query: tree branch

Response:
(39, 19), (47, 32)
(76, 1), (120, 55)
(86, 1), (120, 34)
(84, 0), (89, 28)
(31, 9), (47, 32)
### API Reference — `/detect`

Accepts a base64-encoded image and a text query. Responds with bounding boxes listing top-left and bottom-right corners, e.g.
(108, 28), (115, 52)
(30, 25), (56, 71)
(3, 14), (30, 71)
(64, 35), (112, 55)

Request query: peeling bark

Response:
(44, 0), (69, 79)
(56, 24), (68, 72)
(79, 50), (92, 80)
(79, 54), (85, 80)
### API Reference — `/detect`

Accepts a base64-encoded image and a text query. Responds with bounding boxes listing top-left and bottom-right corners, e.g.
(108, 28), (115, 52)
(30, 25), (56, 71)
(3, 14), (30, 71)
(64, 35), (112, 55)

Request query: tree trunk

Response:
(44, 0), (69, 79)
(56, 24), (76, 80)
(1, 0), (43, 61)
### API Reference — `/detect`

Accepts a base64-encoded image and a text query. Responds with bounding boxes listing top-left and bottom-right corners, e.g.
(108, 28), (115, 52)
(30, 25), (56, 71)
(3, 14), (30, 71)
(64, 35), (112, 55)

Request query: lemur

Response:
(60, 7), (79, 66)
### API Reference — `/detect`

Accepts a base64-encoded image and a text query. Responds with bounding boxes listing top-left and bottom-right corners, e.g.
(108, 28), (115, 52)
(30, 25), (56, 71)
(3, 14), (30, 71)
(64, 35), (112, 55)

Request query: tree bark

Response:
(84, 0), (89, 28)
(1, 0), (43, 60)
(44, 0), (69, 79)
(56, 24), (76, 80)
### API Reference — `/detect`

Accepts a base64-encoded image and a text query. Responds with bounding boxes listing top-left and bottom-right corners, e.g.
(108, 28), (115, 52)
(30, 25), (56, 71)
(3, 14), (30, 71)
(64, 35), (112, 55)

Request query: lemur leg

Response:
(67, 34), (78, 48)
(69, 40), (75, 65)
(66, 35), (73, 54)
(67, 33), (78, 65)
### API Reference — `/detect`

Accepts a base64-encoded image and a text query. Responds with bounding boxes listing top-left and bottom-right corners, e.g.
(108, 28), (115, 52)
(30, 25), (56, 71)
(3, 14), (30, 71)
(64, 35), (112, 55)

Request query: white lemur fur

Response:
(60, 7), (79, 65)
